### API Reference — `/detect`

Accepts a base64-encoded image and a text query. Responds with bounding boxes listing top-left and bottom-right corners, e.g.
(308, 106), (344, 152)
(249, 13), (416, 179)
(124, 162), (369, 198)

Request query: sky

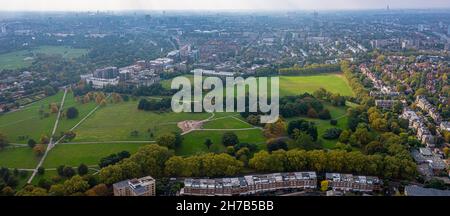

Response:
(0, 0), (450, 11)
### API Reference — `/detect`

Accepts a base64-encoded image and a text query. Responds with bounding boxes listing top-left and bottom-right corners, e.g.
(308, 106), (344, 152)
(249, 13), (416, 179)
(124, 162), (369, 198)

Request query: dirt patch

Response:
(177, 120), (203, 133)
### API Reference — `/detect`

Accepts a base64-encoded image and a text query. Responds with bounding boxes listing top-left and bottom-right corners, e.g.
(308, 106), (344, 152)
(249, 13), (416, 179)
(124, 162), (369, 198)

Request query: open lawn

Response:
(202, 115), (252, 129)
(72, 101), (212, 142)
(0, 147), (40, 169)
(0, 91), (64, 143)
(0, 46), (88, 70)
(43, 143), (149, 168)
(55, 92), (97, 136)
(161, 73), (354, 97)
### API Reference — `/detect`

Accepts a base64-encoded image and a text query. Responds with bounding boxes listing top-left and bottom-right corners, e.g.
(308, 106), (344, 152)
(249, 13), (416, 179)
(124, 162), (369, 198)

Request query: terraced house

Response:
(180, 172), (317, 196)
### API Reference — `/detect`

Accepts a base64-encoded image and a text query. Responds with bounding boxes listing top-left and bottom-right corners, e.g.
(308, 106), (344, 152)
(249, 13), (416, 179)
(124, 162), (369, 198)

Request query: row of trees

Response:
(137, 98), (171, 111)
(279, 64), (340, 76)
(280, 94), (331, 119)
(249, 149), (417, 180)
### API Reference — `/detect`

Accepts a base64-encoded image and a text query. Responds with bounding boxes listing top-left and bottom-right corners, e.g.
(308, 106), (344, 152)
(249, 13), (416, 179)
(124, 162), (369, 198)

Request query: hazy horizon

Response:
(1, 0), (450, 12)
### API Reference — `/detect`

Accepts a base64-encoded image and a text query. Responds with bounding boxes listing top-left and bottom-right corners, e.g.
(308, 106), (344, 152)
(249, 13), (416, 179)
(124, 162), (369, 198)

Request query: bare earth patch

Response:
(177, 120), (204, 133)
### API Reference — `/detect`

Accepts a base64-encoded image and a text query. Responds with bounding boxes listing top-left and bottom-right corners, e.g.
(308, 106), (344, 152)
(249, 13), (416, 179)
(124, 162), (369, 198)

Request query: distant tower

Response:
(386, 5), (390, 11)
(313, 10), (318, 18)
(447, 25), (450, 36)
(0, 25), (6, 34)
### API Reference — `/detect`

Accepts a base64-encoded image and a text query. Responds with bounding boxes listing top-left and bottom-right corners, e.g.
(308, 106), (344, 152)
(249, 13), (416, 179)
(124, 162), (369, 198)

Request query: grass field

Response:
(0, 91), (64, 143)
(202, 115), (252, 129)
(55, 92), (97, 136)
(0, 46), (88, 70)
(43, 143), (149, 168)
(161, 73), (354, 97)
(72, 100), (212, 142)
(0, 147), (40, 169)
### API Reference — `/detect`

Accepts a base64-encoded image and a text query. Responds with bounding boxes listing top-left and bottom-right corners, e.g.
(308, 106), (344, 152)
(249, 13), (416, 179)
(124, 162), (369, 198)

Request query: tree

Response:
(85, 184), (109, 196)
(321, 180), (329, 191)
(39, 135), (49, 144)
(267, 138), (288, 152)
(291, 131), (318, 150)
(204, 139), (213, 149)
(27, 139), (37, 148)
(50, 103), (59, 113)
(263, 118), (287, 138)
(16, 185), (48, 196)
(78, 164), (88, 176)
(287, 119), (318, 141)
(33, 144), (46, 156)
(61, 175), (90, 195)
(66, 107), (79, 119)
(1, 186), (14, 196)
(37, 167), (45, 175)
(57, 165), (65, 177)
(222, 132), (239, 146)
(156, 133), (177, 148)
(0, 133), (8, 150)
(338, 130), (351, 143)
(63, 166), (76, 178)
(322, 128), (343, 140)
(318, 109), (331, 120)
(307, 108), (318, 118)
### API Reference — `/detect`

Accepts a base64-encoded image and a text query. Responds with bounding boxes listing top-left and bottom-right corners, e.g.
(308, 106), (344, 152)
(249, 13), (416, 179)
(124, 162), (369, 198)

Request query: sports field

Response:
(0, 46), (88, 70)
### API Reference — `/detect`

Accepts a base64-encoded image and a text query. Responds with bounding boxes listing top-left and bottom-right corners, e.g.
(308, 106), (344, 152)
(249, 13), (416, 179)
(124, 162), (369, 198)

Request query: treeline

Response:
(341, 61), (370, 104)
(280, 93), (331, 119)
(249, 149), (417, 180)
(97, 145), (243, 185)
(137, 98), (171, 111)
(279, 64), (340, 76)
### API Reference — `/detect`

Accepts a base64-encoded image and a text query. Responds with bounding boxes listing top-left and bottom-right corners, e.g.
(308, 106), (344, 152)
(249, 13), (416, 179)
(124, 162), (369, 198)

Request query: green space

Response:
(72, 100), (211, 142)
(203, 115), (252, 129)
(0, 91), (64, 143)
(0, 147), (40, 169)
(0, 46), (88, 70)
(287, 103), (349, 149)
(161, 73), (354, 97)
(43, 143), (149, 168)
(178, 129), (266, 156)
(55, 92), (97, 136)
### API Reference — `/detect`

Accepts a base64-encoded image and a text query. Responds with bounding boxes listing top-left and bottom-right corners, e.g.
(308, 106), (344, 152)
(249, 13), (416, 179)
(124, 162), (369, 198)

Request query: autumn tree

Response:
(263, 118), (287, 138)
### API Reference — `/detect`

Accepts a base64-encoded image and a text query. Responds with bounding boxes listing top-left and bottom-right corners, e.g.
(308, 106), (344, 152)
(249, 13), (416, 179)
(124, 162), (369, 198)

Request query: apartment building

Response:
(113, 176), (156, 196)
(180, 172), (317, 196)
(325, 173), (382, 192)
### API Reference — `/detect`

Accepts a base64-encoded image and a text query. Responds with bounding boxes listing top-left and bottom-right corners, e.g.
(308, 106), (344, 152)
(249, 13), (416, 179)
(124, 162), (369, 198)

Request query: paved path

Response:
(59, 140), (155, 145)
(53, 94), (110, 145)
(27, 88), (68, 183)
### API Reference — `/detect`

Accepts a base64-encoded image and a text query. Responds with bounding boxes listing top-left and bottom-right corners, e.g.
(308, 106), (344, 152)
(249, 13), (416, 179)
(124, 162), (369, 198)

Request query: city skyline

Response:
(1, 0), (450, 11)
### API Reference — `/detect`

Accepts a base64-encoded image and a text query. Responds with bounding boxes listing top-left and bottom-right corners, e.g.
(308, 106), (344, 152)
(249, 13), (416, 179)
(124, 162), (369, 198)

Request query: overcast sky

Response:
(0, 0), (449, 11)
